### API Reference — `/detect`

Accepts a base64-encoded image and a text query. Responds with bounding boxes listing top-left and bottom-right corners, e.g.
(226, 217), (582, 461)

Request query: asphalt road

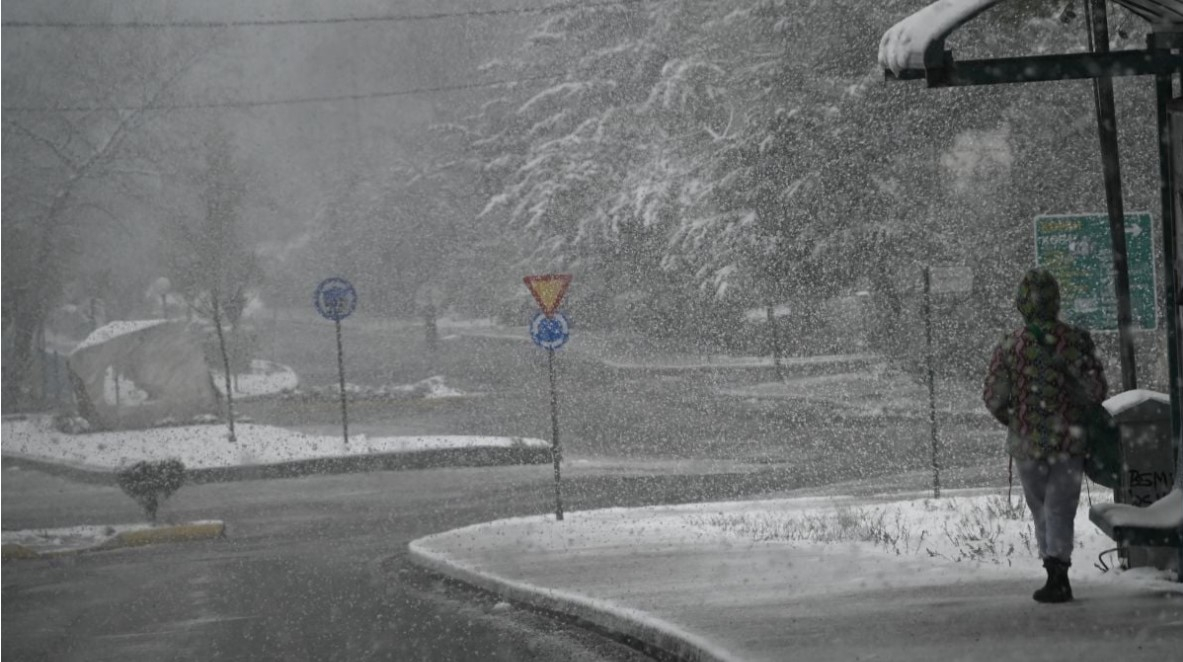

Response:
(3, 456), (999, 662)
(2, 464), (651, 662)
(246, 319), (1006, 475)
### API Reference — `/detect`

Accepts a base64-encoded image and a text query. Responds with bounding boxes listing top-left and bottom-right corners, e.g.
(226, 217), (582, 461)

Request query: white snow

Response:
(878, 0), (1001, 76)
(742, 304), (792, 322)
(419, 490), (1134, 576)
(286, 375), (467, 400)
(1091, 487), (1183, 530)
(1104, 389), (1171, 416)
(212, 359), (299, 398)
(603, 353), (877, 371)
(1, 417), (548, 471)
(73, 319), (170, 353)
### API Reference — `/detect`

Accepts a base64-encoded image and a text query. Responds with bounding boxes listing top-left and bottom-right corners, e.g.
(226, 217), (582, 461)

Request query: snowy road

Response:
(3, 458), (932, 661)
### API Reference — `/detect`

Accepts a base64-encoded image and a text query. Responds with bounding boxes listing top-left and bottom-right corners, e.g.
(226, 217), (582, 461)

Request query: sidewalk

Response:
(410, 491), (1183, 662)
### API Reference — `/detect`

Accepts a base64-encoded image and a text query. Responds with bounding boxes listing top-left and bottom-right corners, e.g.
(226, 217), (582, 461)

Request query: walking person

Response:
(982, 268), (1108, 603)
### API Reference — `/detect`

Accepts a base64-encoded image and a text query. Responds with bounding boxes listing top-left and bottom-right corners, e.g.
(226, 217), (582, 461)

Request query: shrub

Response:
(116, 459), (186, 522)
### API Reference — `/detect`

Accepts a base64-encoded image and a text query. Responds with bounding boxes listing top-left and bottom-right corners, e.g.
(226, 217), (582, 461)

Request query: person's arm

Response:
(983, 336), (1013, 426)
(1077, 330), (1108, 402)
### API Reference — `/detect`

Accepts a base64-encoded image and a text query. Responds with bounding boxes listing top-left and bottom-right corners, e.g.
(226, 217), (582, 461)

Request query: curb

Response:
(1, 446), (551, 486)
(1, 521), (225, 561)
(406, 539), (739, 662)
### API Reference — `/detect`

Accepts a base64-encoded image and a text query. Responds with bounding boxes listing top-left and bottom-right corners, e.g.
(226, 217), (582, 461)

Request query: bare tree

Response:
(164, 127), (261, 442)
(2, 16), (210, 405)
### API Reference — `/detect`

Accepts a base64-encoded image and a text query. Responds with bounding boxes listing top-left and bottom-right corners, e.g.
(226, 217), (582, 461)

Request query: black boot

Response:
(1033, 558), (1073, 603)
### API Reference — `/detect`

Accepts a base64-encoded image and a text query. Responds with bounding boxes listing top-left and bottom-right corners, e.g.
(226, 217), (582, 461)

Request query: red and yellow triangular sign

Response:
(523, 274), (572, 317)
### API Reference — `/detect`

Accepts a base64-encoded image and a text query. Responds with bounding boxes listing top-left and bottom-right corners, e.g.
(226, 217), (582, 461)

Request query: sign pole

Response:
(315, 277), (357, 446)
(924, 267), (940, 498)
(523, 274), (573, 522)
(336, 318), (349, 445)
(548, 347), (564, 521)
(1086, 0), (1138, 391)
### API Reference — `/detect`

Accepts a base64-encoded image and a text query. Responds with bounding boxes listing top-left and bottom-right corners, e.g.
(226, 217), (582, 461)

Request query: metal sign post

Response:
(524, 274), (572, 521)
(923, 268), (938, 498)
(923, 265), (974, 499)
(315, 277), (358, 445)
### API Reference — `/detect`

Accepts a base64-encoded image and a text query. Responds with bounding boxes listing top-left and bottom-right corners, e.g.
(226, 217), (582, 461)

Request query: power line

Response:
(0, 0), (649, 29)
(2, 73), (563, 113)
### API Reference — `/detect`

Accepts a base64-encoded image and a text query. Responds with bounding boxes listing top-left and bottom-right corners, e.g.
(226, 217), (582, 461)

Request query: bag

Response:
(1078, 400), (1121, 489)
(1026, 324), (1121, 488)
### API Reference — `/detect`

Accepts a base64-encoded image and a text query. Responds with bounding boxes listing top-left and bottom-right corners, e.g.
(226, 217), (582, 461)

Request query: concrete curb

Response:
(406, 538), (739, 662)
(2, 521), (225, 561)
(1, 446), (551, 486)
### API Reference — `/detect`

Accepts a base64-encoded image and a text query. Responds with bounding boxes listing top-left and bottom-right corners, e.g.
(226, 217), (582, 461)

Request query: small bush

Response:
(116, 459), (186, 522)
(53, 414), (91, 434)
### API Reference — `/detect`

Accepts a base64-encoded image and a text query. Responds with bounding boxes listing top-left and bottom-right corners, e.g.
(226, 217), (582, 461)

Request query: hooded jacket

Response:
(982, 268), (1108, 460)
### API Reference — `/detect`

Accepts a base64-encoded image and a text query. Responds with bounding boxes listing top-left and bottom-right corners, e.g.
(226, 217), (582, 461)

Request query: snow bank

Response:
(1, 418), (547, 471)
(212, 359), (299, 398)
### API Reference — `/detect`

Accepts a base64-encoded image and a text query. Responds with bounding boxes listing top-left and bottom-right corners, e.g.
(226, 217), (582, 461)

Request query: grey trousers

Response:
(1016, 456), (1085, 563)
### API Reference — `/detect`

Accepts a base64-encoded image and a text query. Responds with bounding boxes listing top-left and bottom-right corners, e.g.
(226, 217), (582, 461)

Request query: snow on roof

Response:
(878, 0), (1001, 76)
(73, 319), (171, 353)
(879, 1), (1183, 79)
(1103, 389), (1171, 416)
(1091, 487), (1183, 530)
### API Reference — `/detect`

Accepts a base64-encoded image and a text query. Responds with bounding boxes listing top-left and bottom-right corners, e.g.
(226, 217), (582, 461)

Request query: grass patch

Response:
(690, 494), (1048, 566)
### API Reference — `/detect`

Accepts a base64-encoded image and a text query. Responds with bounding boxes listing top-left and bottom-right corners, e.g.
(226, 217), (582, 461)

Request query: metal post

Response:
(924, 267), (940, 498)
(548, 347), (564, 521)
(1087, 0), (1138, 390)
(212, 299), (236, 442)
(336, 318), (349, 445)
(1157, 67), (1181, 449)
(767, 303), (784, 379)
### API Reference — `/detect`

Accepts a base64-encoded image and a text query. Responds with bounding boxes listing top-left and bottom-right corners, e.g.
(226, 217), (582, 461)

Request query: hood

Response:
(1015, 268), (1060, 324)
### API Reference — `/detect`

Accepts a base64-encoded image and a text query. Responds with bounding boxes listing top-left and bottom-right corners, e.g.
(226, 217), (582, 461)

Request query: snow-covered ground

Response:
(724, 369), (985, 417)
(412, 489), (1181, 662)
(281, 375), (468, 401)
(416, 489), (1168, 582)
(1, 417), (547, 471)
(600, 353), (878, 371)
(212, 359), (299, 398)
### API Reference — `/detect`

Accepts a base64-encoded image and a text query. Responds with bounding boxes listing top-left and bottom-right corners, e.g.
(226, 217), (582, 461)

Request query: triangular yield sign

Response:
(523, 274), (572, 317)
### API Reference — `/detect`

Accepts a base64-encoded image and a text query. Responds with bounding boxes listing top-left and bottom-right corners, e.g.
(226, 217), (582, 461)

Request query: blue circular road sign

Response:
(530, 311), (569, 350)
(314, 277), (358, 321)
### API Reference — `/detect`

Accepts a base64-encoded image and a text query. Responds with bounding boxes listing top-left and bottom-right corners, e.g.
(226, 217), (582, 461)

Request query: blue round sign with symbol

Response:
(314, 277), (358, 321)
(530, 311), (569, 350)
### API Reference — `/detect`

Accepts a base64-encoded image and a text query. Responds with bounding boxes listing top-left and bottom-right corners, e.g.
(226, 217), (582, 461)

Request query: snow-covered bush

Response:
(53, 414), (92, 434)
(116, 459), (186, 522)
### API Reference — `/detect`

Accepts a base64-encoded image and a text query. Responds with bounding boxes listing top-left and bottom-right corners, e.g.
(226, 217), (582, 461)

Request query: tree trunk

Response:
(3, 311), (40, 406)
(211, 294), (237, 442)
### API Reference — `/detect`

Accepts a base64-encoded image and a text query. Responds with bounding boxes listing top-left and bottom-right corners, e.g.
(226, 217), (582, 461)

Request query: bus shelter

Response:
(879, 0), (1183, 568)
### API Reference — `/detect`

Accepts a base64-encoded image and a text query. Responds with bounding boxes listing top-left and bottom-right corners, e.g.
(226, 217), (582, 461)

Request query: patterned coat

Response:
(982, 269), (1108, 460)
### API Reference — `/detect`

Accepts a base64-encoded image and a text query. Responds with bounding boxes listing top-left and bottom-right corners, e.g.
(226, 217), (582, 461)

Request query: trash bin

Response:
(1104, 389), (1179, 570)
